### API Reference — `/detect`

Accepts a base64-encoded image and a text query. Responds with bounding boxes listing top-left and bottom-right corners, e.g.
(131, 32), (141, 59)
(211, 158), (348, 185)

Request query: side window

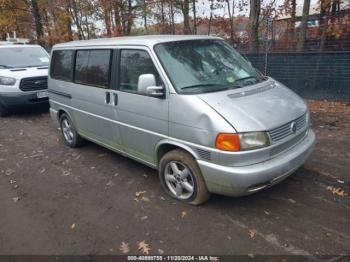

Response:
(50, 50), (73, 81)
(75, 50), (111, 88)
(119, 49), (161, 93)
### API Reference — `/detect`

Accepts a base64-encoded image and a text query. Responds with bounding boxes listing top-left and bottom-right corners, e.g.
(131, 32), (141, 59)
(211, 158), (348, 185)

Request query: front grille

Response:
(269, 114), (307, 142)
(19, 76), (48, 92)
(270, 129), (308, 157)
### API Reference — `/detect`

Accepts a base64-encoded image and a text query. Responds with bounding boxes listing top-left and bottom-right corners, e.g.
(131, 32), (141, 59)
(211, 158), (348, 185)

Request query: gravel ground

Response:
(0, 100), (349, 258)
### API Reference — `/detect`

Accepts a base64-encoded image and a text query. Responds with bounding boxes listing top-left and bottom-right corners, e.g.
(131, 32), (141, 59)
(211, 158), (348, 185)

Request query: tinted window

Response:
(119, 50), (161, 93)
(75, 50), (111, 88)
(50, 50), (73, 81)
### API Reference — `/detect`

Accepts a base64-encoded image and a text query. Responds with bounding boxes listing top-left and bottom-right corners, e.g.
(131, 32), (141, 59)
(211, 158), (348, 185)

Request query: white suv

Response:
(0, 44), (50, 116)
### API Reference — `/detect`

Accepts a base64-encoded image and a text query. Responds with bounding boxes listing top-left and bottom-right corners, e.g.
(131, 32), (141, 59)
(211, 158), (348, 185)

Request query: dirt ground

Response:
(0, 100), (349, 258)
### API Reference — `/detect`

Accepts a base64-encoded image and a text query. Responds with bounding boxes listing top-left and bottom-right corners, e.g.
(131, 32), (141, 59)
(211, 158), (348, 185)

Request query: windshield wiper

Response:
(181, 83), (229, 90)
(22, 65), (47, 68)
(234, 76), (258, 83)
(0, 65), (12, 69)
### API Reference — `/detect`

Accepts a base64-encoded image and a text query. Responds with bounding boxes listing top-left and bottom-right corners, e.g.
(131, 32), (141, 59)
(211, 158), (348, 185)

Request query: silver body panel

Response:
(49, 35), (315, 196)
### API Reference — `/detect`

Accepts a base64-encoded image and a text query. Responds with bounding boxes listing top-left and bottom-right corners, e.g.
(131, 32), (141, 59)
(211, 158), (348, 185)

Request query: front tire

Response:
(59, 113), (85, 148)
(159, 149), (211, 205)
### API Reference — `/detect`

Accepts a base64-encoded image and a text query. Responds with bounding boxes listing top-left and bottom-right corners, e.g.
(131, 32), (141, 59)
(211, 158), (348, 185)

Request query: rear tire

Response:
(159, 149), (211, 205)
(59, 113), (85, 148)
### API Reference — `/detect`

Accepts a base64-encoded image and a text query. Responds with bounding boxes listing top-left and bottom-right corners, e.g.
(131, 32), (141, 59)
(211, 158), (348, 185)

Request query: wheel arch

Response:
(155, 140), (199, 167)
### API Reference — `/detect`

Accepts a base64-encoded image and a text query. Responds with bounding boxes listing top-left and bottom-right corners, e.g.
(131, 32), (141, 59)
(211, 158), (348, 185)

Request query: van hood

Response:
(197, 79), (307, 132)
(0, 67), (48, 79)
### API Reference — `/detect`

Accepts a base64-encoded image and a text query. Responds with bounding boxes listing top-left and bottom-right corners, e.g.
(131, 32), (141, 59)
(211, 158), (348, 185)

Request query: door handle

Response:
(113, 93), (118, 106)
(105, 92), (111, 104)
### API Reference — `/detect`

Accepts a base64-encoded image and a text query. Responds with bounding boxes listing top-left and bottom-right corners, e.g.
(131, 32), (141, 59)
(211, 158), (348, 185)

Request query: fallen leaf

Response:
(249, 229), (257, 238)
(71, 223), (76, 229)
(63, 171), (71, 176)
(106, 180), (115, 187)
(288, 198), (296, 204)
(138, 240), (151, 255)
(181, 211), (187, 218)
(135, 191), (146, 197)
(143, 173), (148, 178)
(141, 196), (150, 202)
(12, 197), (20, 203)
(326, 186), (348, 197)
(140, 216), (148, 221)
(5, 169), (15, 176)
(158, 249), (164, 254)
(119, 242), (130, 254)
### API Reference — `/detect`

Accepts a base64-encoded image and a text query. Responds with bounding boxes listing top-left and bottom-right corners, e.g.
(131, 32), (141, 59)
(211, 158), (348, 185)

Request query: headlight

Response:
(216, 132), (269, 151)
(239, 132), (269, 150)
(0, 76), (16, 86)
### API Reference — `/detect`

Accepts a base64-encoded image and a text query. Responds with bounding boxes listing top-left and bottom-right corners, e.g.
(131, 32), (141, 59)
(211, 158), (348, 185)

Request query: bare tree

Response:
(296, 0), (310, 51)
(319, 0), (331, 51)
(226, 0), (235, 46)
(176, 0), (191, 34)
(192, 0), (197, 34)
(249, 0), (261, 52)
(30, 0), (44, 45)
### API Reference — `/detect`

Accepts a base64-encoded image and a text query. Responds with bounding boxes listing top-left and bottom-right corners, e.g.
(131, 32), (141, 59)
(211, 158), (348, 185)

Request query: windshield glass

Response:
(154, 40), (265, 94)
(0, 47), (49, 69)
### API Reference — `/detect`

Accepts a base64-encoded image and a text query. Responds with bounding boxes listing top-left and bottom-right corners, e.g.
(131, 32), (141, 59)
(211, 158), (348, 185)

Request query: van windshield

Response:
(154, 40), (265, 94)
(0, 47), (49, 69)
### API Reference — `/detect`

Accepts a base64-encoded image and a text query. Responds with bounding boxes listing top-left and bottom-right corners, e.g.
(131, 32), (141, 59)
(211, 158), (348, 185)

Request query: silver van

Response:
(48, 35), (315, 205)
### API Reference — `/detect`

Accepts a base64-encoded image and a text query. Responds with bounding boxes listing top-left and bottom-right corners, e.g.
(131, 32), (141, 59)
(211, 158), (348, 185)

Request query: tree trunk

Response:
(30, 0), (44, 45)
(113, 1), (122, 36)
(65, 0), (73, 41)
(182, 0), (191, 34)
(192, 0), (197, 34)
(296, 0), (310, 51)
(126, 0), (133, 35)
(226, 0), (235, 46)
(208, 0), (214, 35)
(249, 0), (260, 52)
(319, 0), (331, 51)
(143, 0), (148, 32)
(170, 1), (175, 34)
(69, 0), (85, 40)
(290, 0), (296, 49)
(102, 0), (112, 37)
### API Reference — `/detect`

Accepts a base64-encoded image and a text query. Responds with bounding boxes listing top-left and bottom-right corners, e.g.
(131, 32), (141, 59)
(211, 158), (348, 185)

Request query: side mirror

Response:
(138, 74), (164, 97)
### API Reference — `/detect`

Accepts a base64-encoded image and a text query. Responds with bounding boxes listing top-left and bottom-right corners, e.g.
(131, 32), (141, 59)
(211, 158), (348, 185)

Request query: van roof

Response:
(52, 35), (222, 49)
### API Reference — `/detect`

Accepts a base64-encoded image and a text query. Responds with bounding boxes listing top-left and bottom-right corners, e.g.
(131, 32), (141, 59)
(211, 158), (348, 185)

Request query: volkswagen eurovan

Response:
(48, 35), (315, 205)
(0, 44), (49, 116)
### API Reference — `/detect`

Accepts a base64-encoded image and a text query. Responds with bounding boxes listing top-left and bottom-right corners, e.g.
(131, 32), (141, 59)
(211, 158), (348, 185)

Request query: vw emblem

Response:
(290, 122), (297, 134)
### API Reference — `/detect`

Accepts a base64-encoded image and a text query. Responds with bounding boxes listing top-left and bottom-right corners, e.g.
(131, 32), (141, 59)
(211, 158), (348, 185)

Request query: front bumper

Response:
(198, 129), (316, 196)
(0, 91), (49, 108)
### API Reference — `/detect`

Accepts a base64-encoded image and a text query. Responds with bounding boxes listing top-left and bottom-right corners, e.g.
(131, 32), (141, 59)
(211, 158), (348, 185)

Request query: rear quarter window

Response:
(50, 50), (73, 81)
(74, 50), (111, 88)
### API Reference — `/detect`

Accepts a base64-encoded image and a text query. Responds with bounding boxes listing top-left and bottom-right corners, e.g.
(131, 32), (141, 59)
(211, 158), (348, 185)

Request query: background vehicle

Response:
(0, 44), (50, 116)
(49, 35), (315, 205)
